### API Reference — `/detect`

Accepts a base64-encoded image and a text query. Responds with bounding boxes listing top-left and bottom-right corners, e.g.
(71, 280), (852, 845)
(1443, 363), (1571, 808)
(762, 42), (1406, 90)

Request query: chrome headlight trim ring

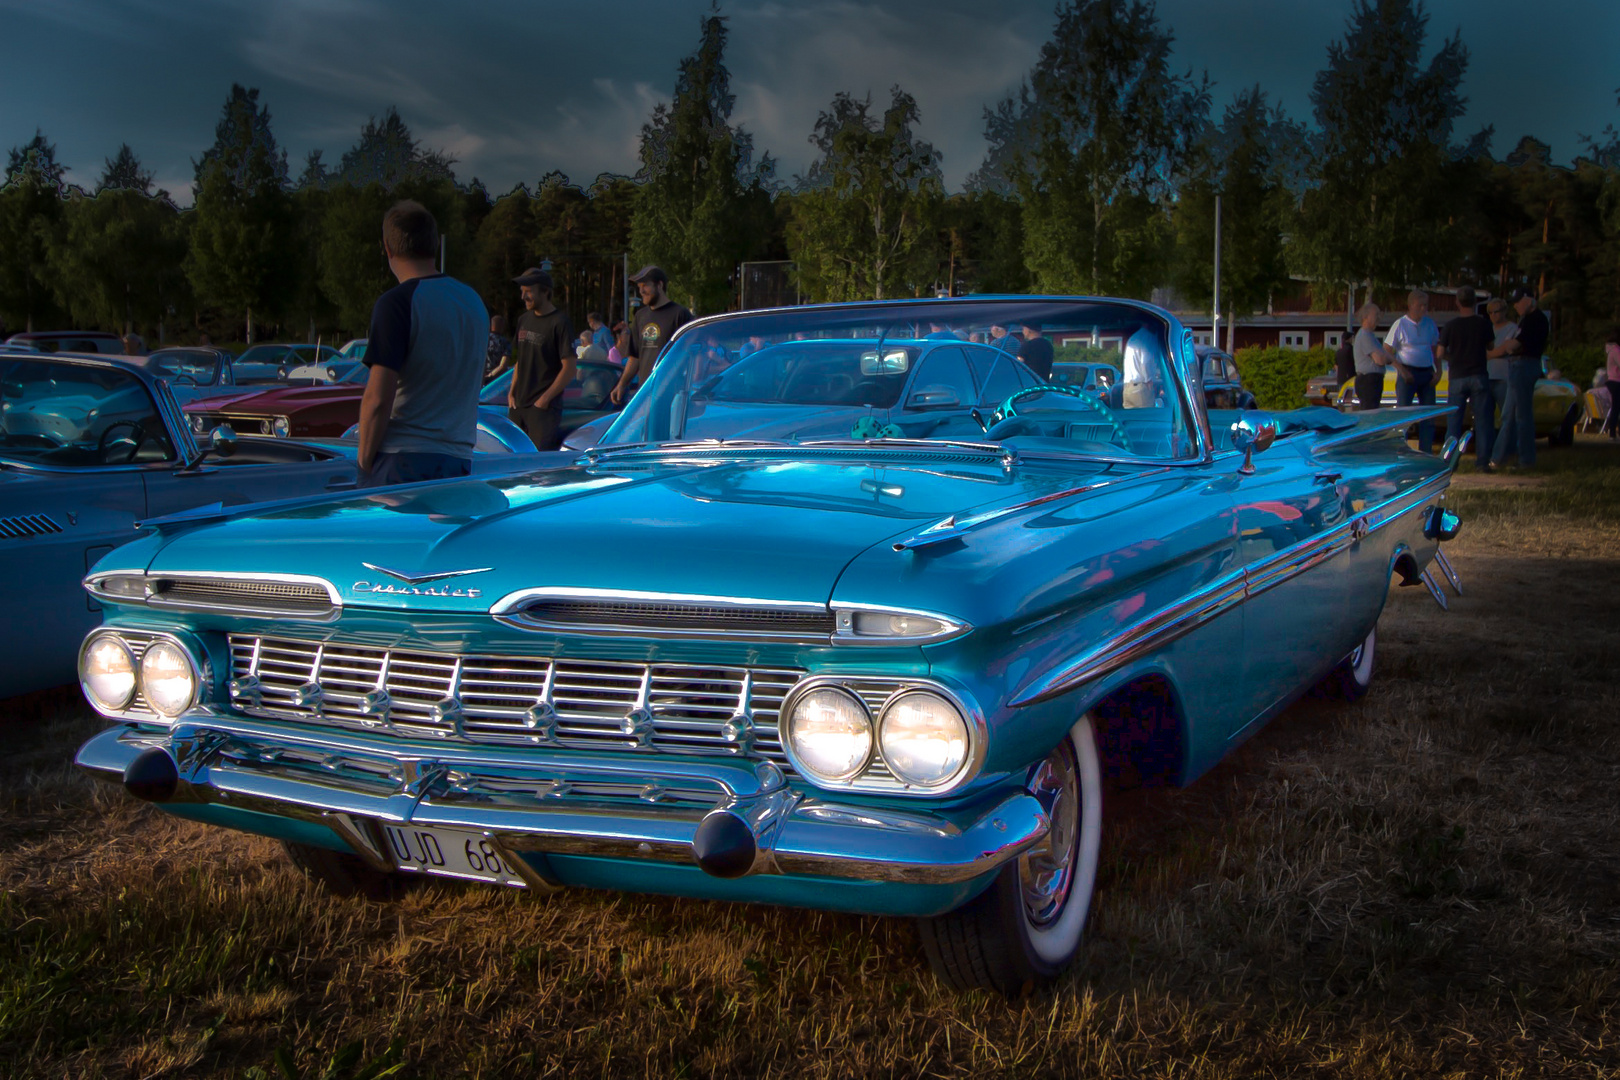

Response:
(779, 675), (986, 797)
(779, 679), (874, 785)
(79, 631), (137, 712)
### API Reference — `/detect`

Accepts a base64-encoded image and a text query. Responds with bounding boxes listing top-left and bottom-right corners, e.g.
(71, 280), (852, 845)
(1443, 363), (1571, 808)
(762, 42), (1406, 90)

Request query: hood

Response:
(140, 455), (1076, 613)
(184, 383), (361, 416)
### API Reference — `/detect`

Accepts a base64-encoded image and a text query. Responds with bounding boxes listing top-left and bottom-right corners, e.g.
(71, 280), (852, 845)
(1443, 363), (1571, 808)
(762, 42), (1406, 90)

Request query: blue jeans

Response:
(360, 451), (473, 488)
(1491, 360), (1540, 466)
(1446, 373), (1495, 465)
(1396, 366), (1438, 452)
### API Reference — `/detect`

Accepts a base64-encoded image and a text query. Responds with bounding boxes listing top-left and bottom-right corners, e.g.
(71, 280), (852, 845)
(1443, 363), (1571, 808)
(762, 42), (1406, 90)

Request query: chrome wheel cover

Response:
(1019, 739), (1080, 927)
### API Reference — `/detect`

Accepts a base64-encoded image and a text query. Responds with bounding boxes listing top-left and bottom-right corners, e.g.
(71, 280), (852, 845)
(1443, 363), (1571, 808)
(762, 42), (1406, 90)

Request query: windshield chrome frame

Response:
(604, 296), (1212, 466)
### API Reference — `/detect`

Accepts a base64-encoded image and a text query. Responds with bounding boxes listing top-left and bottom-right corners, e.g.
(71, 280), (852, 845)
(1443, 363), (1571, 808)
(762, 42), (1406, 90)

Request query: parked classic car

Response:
(6, 330), (125, 354)
(74, 297), (1459, 993)
(1049, 361), (1117, 395)
(0, 352), (361, 699)
(1195, 345), (1259, 410)
(1332, 366), (1582, 444)
(188, 360), (627, 444)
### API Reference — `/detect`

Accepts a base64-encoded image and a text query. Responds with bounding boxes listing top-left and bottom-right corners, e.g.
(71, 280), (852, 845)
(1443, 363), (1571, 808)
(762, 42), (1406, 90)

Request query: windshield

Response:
(149, 349), (220, 385)
(602, 299), (1199, 461)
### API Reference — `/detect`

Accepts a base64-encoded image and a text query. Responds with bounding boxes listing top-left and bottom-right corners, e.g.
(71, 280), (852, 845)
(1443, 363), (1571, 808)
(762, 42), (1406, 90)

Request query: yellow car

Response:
(1332, 368), (1582, 445)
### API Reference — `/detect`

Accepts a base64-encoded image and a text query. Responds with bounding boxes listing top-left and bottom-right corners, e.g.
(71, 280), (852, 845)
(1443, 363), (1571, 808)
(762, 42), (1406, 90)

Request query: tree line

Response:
(1, 0), (1616, 350)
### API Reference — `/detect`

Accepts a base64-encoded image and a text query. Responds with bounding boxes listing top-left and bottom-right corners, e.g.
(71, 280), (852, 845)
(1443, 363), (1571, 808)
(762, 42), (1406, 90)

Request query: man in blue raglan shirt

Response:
(357, 200), (490, 487)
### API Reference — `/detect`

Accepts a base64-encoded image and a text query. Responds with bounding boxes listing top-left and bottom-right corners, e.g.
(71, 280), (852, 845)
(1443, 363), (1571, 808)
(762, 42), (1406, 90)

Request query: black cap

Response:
(1509, 285), (1536, 303)
(629, 264), (667, 285)
(513, 267), (553, 289)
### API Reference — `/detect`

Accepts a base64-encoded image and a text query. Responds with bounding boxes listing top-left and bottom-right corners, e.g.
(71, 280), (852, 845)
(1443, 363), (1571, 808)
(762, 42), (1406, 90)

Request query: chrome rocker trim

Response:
(76, 713), (1049, 887)
(1012, 470), (1452, 706)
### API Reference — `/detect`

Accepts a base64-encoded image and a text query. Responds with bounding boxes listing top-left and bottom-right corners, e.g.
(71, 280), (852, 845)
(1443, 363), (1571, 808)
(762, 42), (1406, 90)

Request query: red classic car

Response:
(183, 360), (625, 440)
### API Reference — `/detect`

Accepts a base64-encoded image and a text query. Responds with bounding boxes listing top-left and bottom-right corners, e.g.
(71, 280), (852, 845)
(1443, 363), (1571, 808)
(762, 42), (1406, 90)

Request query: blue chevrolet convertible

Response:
(73, 297), (1459, 993)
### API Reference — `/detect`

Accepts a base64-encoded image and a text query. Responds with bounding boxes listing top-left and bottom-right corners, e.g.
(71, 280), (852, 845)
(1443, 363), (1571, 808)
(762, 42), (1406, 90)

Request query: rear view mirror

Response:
(860, 350), (910, 376)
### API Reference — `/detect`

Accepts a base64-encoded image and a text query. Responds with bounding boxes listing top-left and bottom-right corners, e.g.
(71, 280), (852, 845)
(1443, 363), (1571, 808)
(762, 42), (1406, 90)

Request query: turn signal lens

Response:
(140, 639), (197, 718)
(879, 691), (969, 787)
(81, 634), (136, 711)
(787, 687), (872, 783)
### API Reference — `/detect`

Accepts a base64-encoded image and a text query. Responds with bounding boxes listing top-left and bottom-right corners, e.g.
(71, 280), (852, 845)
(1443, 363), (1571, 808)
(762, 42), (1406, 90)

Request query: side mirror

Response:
(907, 389), (961, 410)
(1229, 412), (1278, 475)
(210, 424), (238, 459)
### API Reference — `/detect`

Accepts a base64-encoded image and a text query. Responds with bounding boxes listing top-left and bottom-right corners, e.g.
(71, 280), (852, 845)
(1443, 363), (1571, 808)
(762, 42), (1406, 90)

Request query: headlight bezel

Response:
(79, 632), (137, 711)
(139, 638), (200, 718)
(876, 688), (973, 790)
(271, 415), (291, 439)
(779, 676), (984, 796)
(77, 629), (211, 721)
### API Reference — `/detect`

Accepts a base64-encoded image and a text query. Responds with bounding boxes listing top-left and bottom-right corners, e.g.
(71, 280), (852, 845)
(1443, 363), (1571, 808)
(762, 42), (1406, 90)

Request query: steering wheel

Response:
(170, 373), (198, 386)
(983, 384), (1130, 449)
(98, 420), (146, 464)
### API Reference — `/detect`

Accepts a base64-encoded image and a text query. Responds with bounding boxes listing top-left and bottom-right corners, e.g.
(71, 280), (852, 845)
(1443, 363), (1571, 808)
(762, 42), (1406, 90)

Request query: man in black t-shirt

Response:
(1018, 322), (1055, 381)
(1437, 287), (1495, 468)
(611, 265), (694, 405)
(506, 267), (576, 451)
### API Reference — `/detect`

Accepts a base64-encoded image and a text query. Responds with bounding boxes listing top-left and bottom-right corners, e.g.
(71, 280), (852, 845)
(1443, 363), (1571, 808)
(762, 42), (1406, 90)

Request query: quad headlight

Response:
(785, 686), (872, 783)
(271, 416), (291, 439)
(78, 632), (203, 718)
(140, 639), (198, 718)
(80, 633), (136, 711)
(878, 691), (969, 788)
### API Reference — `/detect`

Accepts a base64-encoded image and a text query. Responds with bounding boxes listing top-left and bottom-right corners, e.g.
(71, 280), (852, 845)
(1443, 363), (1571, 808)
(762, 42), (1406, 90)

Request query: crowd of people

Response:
(1329, 285), (1611, 471)
(344, 199), (1620, 486)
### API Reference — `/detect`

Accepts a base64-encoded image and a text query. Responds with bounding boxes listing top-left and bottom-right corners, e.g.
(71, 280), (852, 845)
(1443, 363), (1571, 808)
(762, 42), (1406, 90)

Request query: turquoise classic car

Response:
(73, 297), (1459, 993)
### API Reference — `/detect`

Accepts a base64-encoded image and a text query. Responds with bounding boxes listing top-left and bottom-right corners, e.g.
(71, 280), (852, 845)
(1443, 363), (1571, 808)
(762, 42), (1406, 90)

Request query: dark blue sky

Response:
(3, 0), (1615, 202)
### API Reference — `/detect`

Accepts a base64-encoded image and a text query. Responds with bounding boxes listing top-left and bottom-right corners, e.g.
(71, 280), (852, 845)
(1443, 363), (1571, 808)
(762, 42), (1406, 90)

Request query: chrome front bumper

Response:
(75, 710), (1048, 890)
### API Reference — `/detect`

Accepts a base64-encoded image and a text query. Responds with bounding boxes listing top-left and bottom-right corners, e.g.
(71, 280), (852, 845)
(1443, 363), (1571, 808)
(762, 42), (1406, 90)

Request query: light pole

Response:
(1211, 194), (1222, 350)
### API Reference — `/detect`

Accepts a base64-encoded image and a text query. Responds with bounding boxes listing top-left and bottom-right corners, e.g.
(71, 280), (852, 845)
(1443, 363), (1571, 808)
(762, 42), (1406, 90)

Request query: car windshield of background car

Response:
(150, 350), (220, 385)
(0, 359), (176, 466)
(601, 299), (1198, 461)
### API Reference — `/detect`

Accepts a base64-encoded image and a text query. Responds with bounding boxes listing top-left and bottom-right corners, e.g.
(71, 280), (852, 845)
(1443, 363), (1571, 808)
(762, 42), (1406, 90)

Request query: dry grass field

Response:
(2, 437), (1617, 1078)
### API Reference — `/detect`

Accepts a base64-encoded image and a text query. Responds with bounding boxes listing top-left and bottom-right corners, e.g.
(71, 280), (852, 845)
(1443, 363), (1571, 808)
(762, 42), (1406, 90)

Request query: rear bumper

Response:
(76, 712), (1047, 896)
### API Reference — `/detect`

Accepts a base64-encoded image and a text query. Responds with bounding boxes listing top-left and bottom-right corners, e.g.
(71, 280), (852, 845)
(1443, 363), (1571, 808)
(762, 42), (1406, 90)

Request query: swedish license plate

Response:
(381, 824), (527, 887)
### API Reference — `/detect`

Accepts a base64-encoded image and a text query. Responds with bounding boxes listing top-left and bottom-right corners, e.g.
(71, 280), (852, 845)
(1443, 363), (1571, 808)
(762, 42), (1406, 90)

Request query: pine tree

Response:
(0, 130), (70, 332)
(630, 12), (775, 313)
(97, 144), (155, 195)
(186, 85), (297, 342)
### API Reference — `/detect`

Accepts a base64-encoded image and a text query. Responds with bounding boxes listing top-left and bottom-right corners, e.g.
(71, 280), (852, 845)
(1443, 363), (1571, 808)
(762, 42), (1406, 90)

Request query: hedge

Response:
(1548, 345), (1604, 390)
(1231, 346), (1334, 410)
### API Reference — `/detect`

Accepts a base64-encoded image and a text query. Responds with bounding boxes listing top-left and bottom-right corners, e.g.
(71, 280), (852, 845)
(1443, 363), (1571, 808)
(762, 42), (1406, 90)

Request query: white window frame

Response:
(1324, 331), (1345, 349)
(1191, 332), (1214, 346)
(1279, 332), (1310, 351)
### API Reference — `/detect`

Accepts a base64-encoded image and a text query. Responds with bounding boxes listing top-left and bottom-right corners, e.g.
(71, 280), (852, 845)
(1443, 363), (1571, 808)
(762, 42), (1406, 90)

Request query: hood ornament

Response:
(360, 562), (493, 585)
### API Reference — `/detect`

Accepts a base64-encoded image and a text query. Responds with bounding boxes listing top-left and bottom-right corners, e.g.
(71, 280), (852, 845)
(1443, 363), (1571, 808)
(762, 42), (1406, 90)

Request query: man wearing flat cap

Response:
(506, 267), (576, 451)
(612, 265), (694, 405)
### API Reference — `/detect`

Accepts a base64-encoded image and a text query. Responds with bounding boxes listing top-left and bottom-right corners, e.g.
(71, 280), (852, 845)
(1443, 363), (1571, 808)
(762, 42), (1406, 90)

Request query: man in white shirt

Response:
(1384, 289), (1440, 452)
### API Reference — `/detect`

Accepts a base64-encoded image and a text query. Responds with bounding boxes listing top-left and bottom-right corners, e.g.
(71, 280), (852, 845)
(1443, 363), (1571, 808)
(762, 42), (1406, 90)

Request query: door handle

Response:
(1313, 471), (1342, 485)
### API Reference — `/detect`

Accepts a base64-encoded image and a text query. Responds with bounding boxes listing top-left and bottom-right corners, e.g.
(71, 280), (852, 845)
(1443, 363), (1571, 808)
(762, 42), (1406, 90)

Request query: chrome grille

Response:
(152, 576), (334, 617)
(510, 599), (836, 639)
(228, 634), (803, 763)
(0, 514), (63, 538)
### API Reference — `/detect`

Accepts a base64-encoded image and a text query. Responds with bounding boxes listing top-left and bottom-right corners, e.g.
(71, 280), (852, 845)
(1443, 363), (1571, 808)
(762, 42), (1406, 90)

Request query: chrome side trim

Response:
(1011, 470), (1452, 707)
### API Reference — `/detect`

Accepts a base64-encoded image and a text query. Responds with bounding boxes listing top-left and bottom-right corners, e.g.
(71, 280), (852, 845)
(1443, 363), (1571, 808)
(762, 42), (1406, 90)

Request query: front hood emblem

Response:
(360, 563), (493, 585)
